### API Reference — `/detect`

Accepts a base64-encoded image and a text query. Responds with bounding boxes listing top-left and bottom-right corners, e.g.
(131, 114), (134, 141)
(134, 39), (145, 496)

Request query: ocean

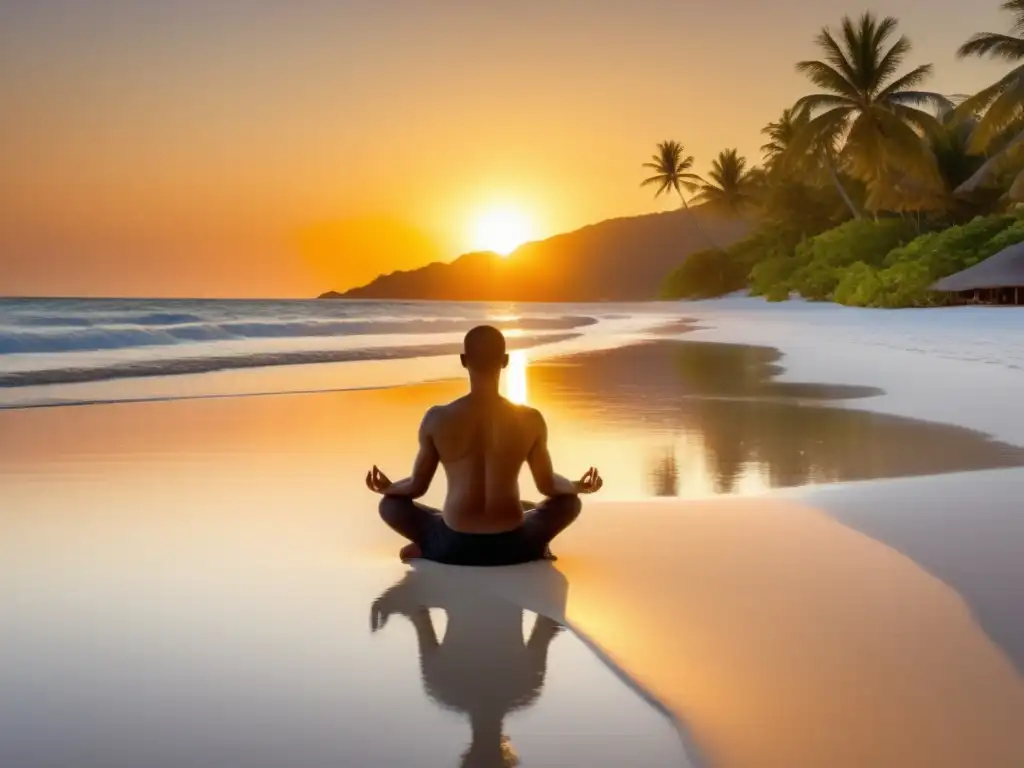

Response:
(0, 298), (674, 409)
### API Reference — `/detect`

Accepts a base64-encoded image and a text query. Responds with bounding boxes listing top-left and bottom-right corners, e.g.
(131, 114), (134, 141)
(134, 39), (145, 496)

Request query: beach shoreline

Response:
(2, 297), (1023, 766)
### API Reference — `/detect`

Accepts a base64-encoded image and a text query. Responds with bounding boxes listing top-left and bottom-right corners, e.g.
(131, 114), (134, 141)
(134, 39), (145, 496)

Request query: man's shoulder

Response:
(511, 402), (545, 427)
(430, 395), (469, 414)
(515, 402), (543, 418)
(422, 399), (463, 427)
(422, 403), (448, 424)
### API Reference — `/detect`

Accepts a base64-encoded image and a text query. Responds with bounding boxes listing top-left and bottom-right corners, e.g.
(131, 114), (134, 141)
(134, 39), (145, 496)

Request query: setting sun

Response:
(471, 207), (534, 256)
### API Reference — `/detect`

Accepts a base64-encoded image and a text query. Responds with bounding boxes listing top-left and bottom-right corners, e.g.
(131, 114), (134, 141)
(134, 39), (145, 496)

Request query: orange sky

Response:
(0, 1), (1013, 297)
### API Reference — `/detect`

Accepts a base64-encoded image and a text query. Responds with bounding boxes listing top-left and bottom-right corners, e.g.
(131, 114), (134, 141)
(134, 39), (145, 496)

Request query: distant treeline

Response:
(647, 7), (1024, 307)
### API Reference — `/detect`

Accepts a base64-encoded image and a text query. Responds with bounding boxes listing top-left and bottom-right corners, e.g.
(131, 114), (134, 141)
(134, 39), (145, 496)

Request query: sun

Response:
(471, 207), (533, 256)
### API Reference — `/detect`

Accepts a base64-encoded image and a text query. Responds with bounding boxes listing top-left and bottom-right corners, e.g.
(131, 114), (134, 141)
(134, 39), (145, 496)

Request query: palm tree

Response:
(954, 1), (1024, 194)
(759, 107), (855, 232)
(761, 107), (811, 175)
(693, 149), (758, 217)
(761, 106), (834, 185)
(641, 140), (716, 248)
(794, 12), (949, 215)
(867, 111), (993, 222)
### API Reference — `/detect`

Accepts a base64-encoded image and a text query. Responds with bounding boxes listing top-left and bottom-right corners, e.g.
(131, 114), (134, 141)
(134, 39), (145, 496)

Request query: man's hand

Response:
(365, 465), (393, 495)
(572, 467), (603, 495)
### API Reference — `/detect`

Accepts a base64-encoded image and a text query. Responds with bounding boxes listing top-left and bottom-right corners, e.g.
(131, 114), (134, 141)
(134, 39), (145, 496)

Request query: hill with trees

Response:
(320, 207), (746, 302)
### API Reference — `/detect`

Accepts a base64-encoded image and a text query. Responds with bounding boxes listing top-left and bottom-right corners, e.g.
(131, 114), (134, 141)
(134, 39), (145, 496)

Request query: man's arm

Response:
(526, 410), (578, 497)
(382, 408), (440, 499)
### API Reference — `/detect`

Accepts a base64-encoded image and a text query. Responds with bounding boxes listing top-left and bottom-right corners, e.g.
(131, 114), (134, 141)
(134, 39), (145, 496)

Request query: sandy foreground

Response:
(2, 297), (1023, 766)
(403, 299), (1024, 766)
(427, 471), (1024, 767)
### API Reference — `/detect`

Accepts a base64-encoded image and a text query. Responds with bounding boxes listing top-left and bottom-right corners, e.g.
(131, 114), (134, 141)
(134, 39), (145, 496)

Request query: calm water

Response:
(3, 332), (1021, 766)
(530, 341), (1024, 496)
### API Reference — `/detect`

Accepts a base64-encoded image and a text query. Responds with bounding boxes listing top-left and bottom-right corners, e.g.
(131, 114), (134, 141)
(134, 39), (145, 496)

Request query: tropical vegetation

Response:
(648, 7), (1024, 307)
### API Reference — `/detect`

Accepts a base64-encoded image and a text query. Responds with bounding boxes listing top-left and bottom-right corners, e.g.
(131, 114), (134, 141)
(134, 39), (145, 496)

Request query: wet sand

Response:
(6, 341), (1019, 501)
(2, 339), (1023, 766)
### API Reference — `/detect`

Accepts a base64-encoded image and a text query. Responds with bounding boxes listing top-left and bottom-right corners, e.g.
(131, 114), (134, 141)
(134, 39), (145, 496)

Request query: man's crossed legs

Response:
(379, 495), (582, 566)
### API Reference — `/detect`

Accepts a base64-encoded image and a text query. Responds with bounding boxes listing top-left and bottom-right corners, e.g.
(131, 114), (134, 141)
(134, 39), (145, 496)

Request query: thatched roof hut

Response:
(932, 242), (1024, 293)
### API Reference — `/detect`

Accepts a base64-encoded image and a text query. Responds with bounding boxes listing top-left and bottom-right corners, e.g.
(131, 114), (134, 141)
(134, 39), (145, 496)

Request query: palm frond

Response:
(844, 112), (889, 180)
(954, 74), (1017, 122)
(886, 90), (953, 113)
(876, 65), (934, 100)
(956, 124), (1024, 193)
(971, 75), (1024, 150)
(875, 109), (939, 175)
(785, 106), (850, 163)
(814, 28), (860, 85)
(875, 35), (911, 89)
(692, 149), (756, 214)
(839, 15), (869, 91)
(793, 93), (855, 114)
(796, 60), (857, 99)
(958, 32), (1024, 61)
(871, 15), (901, 47)
(890, 103), (944, 138)
(1008, 0), (1024, 35)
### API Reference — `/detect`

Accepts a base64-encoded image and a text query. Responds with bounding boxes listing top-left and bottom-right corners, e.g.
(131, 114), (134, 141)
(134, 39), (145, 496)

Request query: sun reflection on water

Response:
(504, 350), (529, 405)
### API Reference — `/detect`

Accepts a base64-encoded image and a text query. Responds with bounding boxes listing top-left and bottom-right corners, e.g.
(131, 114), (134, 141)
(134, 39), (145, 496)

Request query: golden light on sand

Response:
(504, 350), (529, 404)
(471, 207), (533, 256)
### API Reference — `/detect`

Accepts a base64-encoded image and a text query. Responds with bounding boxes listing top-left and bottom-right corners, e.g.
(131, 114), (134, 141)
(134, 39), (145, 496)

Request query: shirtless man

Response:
(366, 325), (602, 565)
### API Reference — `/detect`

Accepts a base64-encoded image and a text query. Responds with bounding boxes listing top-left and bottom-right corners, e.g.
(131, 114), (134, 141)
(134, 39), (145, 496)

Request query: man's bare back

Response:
(366, 325), (602, 565)
(428, 393), (543, 533)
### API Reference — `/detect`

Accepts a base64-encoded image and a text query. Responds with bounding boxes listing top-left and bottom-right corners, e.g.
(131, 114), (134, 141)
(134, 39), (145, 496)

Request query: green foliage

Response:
(749, 256), (798, 297)
(832, 262), (884, 306)
(660, 212), (865, 302)
(826, 214), (1024, 308)
(660, 213), (1024, 308)
(787, 219), (918, 300)
(976, 215), (1024, 254)
(647, 6), (1024, 309)
(659, 248), (748, 300)
(763, 283), (793, 302)
(759, 178), (853, 234)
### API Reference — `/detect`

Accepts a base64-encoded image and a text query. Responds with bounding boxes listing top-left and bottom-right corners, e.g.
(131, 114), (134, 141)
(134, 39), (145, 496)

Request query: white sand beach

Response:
(413, 298), (1024, 766)
(2, 297), (1023, 767)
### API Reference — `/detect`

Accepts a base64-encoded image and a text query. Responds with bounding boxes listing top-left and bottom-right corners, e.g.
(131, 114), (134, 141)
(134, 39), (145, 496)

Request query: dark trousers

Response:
(379, 495), (582, 566)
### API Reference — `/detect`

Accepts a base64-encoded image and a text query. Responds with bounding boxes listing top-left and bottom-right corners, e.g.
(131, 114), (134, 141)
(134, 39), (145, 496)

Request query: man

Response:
(366, 325), (602, 565)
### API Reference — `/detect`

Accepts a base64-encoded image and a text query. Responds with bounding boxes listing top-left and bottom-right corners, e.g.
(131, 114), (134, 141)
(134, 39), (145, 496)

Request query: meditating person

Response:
(366, 324), (602, 565)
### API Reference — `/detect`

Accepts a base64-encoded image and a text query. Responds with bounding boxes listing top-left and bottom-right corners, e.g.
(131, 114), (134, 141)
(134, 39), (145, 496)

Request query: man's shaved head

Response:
(462, 325), (508, 372)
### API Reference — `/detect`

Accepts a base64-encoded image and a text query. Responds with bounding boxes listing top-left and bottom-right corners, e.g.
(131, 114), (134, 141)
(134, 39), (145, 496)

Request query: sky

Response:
(0, 0), (1015, 297)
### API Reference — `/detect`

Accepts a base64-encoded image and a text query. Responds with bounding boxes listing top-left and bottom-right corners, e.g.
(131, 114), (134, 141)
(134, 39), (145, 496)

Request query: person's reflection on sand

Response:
(371, 567), (564, 767)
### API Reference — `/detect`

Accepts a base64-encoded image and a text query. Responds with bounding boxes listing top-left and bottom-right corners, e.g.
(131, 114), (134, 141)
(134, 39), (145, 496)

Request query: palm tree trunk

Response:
(676, 190), (719, 251)
(825, 155), (861, 219)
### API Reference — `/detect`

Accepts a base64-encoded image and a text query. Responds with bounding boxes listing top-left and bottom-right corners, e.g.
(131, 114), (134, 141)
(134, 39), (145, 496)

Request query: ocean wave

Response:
(0, 333), (579, 388)
(0, 316), (597, 355)
(7, 311), (208, 328)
